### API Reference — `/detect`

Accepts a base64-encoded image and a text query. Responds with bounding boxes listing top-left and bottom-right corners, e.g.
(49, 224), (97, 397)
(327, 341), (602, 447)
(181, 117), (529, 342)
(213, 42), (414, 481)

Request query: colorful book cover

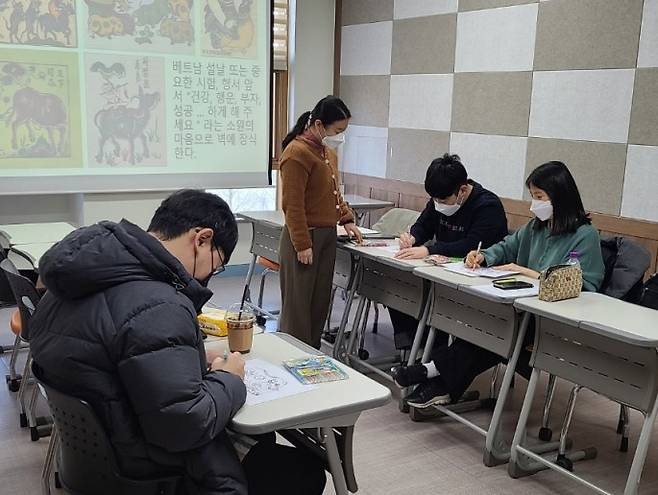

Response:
(282, 356), (349, 385)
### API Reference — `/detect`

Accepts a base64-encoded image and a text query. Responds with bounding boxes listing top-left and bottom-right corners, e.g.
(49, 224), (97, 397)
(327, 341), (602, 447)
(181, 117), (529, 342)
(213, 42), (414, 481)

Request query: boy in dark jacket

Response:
(390, 153), (509, 349)
(29, 190), (324, 495)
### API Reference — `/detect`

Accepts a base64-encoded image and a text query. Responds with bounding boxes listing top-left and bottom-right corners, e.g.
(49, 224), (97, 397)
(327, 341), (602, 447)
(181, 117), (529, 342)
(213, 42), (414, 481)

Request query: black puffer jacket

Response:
(30, 219), (248, 494)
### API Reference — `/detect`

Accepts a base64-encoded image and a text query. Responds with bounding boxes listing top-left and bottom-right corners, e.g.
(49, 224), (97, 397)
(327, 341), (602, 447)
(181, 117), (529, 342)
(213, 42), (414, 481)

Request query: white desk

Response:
(412, 265), (549, 466)
(205, 332), (391, 495)
(333, 241), (431, 386)
(343, 195), (395, 227)
(510, 294), (658, 495)
(0, 222), (75, 248)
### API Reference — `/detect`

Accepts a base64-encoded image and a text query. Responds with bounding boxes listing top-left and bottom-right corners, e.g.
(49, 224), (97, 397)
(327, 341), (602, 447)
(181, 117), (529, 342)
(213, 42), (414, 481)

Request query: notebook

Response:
(282, 356), (349, 385)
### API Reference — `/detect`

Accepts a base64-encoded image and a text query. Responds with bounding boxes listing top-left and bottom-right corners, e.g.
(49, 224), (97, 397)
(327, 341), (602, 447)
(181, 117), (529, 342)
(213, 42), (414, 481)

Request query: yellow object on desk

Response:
(198, 310), (228, 337)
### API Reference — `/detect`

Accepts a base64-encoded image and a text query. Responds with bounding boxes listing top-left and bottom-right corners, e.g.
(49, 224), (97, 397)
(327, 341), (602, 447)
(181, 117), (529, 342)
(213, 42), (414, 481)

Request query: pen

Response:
(473, 241), (482, 270)
(223, 349), (229, 361)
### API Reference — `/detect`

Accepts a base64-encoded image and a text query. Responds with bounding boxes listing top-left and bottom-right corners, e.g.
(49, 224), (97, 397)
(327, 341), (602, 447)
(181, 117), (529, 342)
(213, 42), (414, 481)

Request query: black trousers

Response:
(431, 320), (535, 402)
(388, 308), (449, 350)
(242, 440), (326, 495)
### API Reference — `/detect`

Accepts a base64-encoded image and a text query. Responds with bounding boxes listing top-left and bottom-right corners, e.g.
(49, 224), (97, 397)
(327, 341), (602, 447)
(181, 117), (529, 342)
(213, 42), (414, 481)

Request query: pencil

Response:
(473, 241), (482, 270)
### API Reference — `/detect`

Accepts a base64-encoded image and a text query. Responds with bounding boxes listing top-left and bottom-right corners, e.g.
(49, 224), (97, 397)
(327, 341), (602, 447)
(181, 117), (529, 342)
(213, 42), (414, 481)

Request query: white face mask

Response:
(322, 131), (346, 149)
(434, 191), (463, 217)
(530, 199), (553, 221)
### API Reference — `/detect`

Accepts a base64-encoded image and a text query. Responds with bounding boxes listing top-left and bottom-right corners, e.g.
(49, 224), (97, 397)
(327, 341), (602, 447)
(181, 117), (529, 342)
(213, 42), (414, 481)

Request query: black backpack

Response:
(640, 273), (658, 310)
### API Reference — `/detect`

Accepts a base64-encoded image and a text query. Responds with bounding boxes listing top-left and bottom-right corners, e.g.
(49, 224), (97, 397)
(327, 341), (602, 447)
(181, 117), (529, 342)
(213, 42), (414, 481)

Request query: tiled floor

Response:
(1, 273), (658, 494)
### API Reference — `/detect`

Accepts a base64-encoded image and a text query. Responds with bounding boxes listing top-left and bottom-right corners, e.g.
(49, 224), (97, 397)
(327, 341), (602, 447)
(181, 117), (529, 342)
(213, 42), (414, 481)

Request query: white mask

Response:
(530, 199), (553, 221)
(434, 193), (463, 217)
(322, 132), (345, 149)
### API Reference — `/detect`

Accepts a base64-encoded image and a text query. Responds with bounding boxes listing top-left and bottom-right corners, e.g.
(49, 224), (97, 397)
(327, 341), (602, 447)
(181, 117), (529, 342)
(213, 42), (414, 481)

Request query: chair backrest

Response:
(599, 236), (651, 303)
(34, 364), (181, 495)
(371, 208), (421, 237)
(0, 258), (41, 341)
(0, 250), (16, 305)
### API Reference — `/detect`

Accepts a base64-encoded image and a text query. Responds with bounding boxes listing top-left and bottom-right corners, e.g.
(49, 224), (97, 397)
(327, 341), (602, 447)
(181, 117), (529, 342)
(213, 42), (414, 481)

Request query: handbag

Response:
(538, 264), (582, 302)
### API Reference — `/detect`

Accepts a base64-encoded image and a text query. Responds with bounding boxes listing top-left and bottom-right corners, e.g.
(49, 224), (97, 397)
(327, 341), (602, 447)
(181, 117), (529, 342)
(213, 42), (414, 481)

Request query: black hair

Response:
(526, 161), (591, 236)
(282, 95), (351, 150)
(424, 153), (468, 199)
(148, 189), (238, 263)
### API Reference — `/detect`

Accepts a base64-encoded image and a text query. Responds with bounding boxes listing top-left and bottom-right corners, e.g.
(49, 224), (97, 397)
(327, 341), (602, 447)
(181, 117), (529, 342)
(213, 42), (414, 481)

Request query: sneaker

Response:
(391, 363), (427, 387)
(405, 378), (451, 408)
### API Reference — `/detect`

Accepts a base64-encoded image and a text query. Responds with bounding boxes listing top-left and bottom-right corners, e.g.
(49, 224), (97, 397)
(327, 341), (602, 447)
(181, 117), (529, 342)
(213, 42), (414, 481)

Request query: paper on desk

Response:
(337, 225), (378, 236)
(442, 262), (518, 279)
(468, 283), (538, 300)
(244, 358), (317, 406)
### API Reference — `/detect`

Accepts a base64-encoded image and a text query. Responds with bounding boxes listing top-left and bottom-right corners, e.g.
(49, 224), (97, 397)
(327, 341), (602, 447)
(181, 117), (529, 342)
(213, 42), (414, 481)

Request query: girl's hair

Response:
(526, 161), (591, 235)
(282, 95), (351, 150)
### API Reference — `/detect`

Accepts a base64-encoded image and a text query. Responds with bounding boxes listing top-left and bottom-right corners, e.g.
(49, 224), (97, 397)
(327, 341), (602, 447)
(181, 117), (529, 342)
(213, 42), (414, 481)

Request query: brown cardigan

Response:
(280, 136), (354, 252)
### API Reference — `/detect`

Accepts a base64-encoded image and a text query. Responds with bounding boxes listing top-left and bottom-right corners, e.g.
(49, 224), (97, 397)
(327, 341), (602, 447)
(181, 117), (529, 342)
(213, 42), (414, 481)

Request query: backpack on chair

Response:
(599, 237), (650, 303)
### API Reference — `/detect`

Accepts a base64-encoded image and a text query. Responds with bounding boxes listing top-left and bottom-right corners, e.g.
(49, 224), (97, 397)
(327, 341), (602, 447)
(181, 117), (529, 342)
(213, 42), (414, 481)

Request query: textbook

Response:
(282, 356), (349, 385)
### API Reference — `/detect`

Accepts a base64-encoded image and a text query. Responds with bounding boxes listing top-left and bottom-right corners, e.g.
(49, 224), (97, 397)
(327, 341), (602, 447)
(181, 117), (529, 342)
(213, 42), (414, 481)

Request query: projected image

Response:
(0, 51), (81, 167)
(84, 0), (194, 54)
(202, 0), (256, 58)
(86, 55), (166, 167)
(0, 0), (77, 47)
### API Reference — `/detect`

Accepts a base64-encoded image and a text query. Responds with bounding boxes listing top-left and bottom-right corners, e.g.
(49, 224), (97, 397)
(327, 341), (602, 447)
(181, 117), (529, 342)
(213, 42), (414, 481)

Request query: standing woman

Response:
(279, 96), (362, 348)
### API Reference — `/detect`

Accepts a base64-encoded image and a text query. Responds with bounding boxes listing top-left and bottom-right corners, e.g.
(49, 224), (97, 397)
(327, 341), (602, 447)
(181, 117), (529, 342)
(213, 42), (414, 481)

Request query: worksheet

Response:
(244, 358), (317, 406)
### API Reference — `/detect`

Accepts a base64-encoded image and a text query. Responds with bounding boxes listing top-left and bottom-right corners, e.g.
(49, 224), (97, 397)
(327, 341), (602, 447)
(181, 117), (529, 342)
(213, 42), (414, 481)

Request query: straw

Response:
(238, 284), (248, 320)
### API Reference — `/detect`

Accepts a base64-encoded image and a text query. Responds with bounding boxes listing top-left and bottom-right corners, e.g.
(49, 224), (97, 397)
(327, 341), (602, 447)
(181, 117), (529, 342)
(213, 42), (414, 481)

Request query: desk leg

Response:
(333, 262), (361, 361)
(355, 210), (367, 227)
(323, 426), (350, 495)
(408, 293), (431, 368)
(484, 311), (531, 467)
(509, 367), (540, 477)
(243, 253), (257, 302)
(624, 397), (658, 495)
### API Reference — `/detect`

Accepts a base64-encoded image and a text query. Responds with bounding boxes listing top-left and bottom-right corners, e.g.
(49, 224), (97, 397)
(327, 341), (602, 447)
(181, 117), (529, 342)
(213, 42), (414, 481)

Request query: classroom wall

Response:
(338, 0), (658, 223)
(288, 0), (337, 127)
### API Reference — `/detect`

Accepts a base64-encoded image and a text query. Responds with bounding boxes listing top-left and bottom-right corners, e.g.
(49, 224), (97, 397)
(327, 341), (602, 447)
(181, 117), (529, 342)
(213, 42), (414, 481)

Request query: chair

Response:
(35, 366), (183, 495)
(538, 237), (650, 469)
(2, 257), (30, 392)
(256, 256), (280, 315)
(0, 258), (50, 440)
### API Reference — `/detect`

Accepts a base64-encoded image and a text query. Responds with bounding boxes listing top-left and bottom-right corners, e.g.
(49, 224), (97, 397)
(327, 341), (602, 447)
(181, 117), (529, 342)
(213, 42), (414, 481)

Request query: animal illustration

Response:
(245, 366), (286, 396)
(159, 16), (192, 44)
(23, 0), (40, 41)
(1, 86), (68, 156)
(204, 0), (254, 54)
(133, 0), (168, 26)
(84, 0), (134, 37)
(5, 1), (25, 43)
(94, 87), (160, 165)
(90, 62), (128, 106)
(38, 0), (74, 45)
(168, 0), (191, 21)
(88, 14), (125, 38)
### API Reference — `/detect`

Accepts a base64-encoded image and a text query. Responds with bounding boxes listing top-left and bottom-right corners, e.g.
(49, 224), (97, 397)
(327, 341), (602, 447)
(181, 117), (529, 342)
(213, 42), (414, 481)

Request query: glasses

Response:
(210, 247), (225, 277)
